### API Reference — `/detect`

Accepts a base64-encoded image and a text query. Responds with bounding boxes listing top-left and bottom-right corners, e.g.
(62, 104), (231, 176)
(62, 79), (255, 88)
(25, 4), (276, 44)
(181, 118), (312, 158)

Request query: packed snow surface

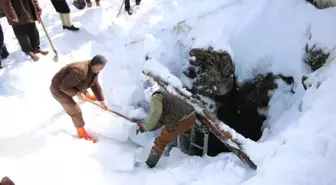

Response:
(0, 0), (336, 184)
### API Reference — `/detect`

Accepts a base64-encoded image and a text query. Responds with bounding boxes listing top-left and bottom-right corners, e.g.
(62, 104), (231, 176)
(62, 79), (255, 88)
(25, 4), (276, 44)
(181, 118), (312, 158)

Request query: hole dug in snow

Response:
(181, 47), (295, 157)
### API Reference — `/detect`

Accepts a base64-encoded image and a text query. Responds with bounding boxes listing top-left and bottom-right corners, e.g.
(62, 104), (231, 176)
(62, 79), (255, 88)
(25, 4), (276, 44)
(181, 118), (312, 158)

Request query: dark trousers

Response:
(125, 0), (141, 10)
(12, 23), (40, 53)
(51, 0), (71, 13)
(0, 24), (9, 65)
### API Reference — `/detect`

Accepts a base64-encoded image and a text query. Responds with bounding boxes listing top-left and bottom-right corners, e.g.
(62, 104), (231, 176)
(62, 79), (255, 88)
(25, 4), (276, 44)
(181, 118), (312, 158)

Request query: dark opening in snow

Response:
(181, 47), (294, 157)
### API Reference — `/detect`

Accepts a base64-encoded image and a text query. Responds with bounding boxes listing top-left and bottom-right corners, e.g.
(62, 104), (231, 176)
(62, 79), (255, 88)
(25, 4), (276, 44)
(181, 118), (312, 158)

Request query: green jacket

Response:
(143, 93), (164, 131)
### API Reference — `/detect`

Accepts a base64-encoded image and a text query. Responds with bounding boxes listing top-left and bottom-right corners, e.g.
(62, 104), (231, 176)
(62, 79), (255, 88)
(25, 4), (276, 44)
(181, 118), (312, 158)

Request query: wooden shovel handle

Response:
(86, 99), (133, 122)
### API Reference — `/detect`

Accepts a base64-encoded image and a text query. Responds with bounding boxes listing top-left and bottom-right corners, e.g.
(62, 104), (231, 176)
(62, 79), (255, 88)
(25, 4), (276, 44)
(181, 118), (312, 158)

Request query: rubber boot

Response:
(125, 8), (133, 15)
(77, 127), (97, 143)
(1, 44), (9, 59)
(145, 149), (162, 168)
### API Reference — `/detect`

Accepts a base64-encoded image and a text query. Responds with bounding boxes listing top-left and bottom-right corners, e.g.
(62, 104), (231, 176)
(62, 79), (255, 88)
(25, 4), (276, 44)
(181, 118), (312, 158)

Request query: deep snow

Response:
(0, 0), (336, 184)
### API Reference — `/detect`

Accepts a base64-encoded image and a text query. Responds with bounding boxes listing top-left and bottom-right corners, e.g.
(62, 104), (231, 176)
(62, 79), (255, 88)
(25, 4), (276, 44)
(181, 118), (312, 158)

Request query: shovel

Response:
(85, 99), (143, 123)
(40, 20), (59, 62)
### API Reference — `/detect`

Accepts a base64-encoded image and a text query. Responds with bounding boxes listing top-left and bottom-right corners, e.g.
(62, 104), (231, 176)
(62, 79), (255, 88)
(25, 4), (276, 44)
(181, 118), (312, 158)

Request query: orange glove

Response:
(76, 127), (97, 143)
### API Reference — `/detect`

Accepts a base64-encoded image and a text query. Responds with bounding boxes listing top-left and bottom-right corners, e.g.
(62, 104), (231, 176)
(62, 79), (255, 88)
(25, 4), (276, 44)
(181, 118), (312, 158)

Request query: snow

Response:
(0, 0), (336, 184)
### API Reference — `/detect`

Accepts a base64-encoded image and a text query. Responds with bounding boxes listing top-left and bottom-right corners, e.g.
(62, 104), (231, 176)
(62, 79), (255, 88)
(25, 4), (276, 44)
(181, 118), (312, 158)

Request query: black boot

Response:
(136, 0), (140, 5)
(145, 149), (162, 168)
(63, 25), (68, 29)
(125, 7), (133, 15)
(67, 25), (80, 31)
(1, 45), (9, 59)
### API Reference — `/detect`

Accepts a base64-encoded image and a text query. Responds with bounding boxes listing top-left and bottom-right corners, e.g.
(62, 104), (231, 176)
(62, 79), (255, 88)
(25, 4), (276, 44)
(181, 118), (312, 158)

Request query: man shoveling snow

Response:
(136, 78), (196, 168)
(50, 55), (109, 143)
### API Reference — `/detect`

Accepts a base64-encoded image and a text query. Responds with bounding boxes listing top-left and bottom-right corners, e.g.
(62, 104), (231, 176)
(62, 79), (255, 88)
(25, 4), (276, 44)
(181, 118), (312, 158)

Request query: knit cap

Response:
(143, 79), (160, 102)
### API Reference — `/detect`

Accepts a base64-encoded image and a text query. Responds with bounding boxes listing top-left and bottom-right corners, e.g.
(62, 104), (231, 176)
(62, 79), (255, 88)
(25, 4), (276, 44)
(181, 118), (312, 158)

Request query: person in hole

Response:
(136, 77), (196, 168)
(0, 0), (49, 61)
(50, 55), (109, 143)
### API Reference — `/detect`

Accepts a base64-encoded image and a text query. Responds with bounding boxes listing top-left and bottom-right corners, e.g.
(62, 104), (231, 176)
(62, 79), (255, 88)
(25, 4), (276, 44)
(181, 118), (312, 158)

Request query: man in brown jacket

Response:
(50, 55), (108, 143)
(0, 0), (48, 61)
(136, 78), (196, 168)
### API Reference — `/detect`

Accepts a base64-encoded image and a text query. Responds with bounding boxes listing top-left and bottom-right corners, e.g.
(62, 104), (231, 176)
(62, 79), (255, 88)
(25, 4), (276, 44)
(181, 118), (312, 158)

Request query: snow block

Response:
(80, 8), (111, 36)
(143, 57), (192, 97)
(143, 34), (164, 59)
(128, 124), (161, 147)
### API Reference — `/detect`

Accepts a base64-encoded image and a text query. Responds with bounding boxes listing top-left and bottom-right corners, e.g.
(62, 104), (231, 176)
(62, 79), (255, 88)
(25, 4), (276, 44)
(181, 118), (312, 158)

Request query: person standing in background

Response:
(51, 0), (79, 31)
(0, 0), (49, 61)
(0, 22), (9, 69)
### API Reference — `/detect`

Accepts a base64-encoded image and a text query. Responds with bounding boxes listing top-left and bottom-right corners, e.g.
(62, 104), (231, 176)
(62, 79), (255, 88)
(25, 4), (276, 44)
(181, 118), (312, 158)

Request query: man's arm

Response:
(143, 93), (164, 131)
(0, 0), (18, 24)
(59, 68), (85, 97)
(91, 79), (104, 101)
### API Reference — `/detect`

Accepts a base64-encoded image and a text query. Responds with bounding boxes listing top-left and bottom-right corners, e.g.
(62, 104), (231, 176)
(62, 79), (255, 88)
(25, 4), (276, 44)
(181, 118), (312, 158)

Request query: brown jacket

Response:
(0, 0), (42, 25)
(50, 61), (104, 101)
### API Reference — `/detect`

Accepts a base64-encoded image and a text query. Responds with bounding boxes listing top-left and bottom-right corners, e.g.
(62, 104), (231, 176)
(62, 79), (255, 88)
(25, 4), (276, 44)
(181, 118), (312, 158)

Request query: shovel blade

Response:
(53, 50), (59, 62)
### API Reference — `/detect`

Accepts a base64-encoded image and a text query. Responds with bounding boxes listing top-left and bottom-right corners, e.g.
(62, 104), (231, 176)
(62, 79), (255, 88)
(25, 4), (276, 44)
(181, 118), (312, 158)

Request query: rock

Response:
(306, 0), (336, 9)
(304, 43), (330, 72)
(184, 47), (234, 99)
